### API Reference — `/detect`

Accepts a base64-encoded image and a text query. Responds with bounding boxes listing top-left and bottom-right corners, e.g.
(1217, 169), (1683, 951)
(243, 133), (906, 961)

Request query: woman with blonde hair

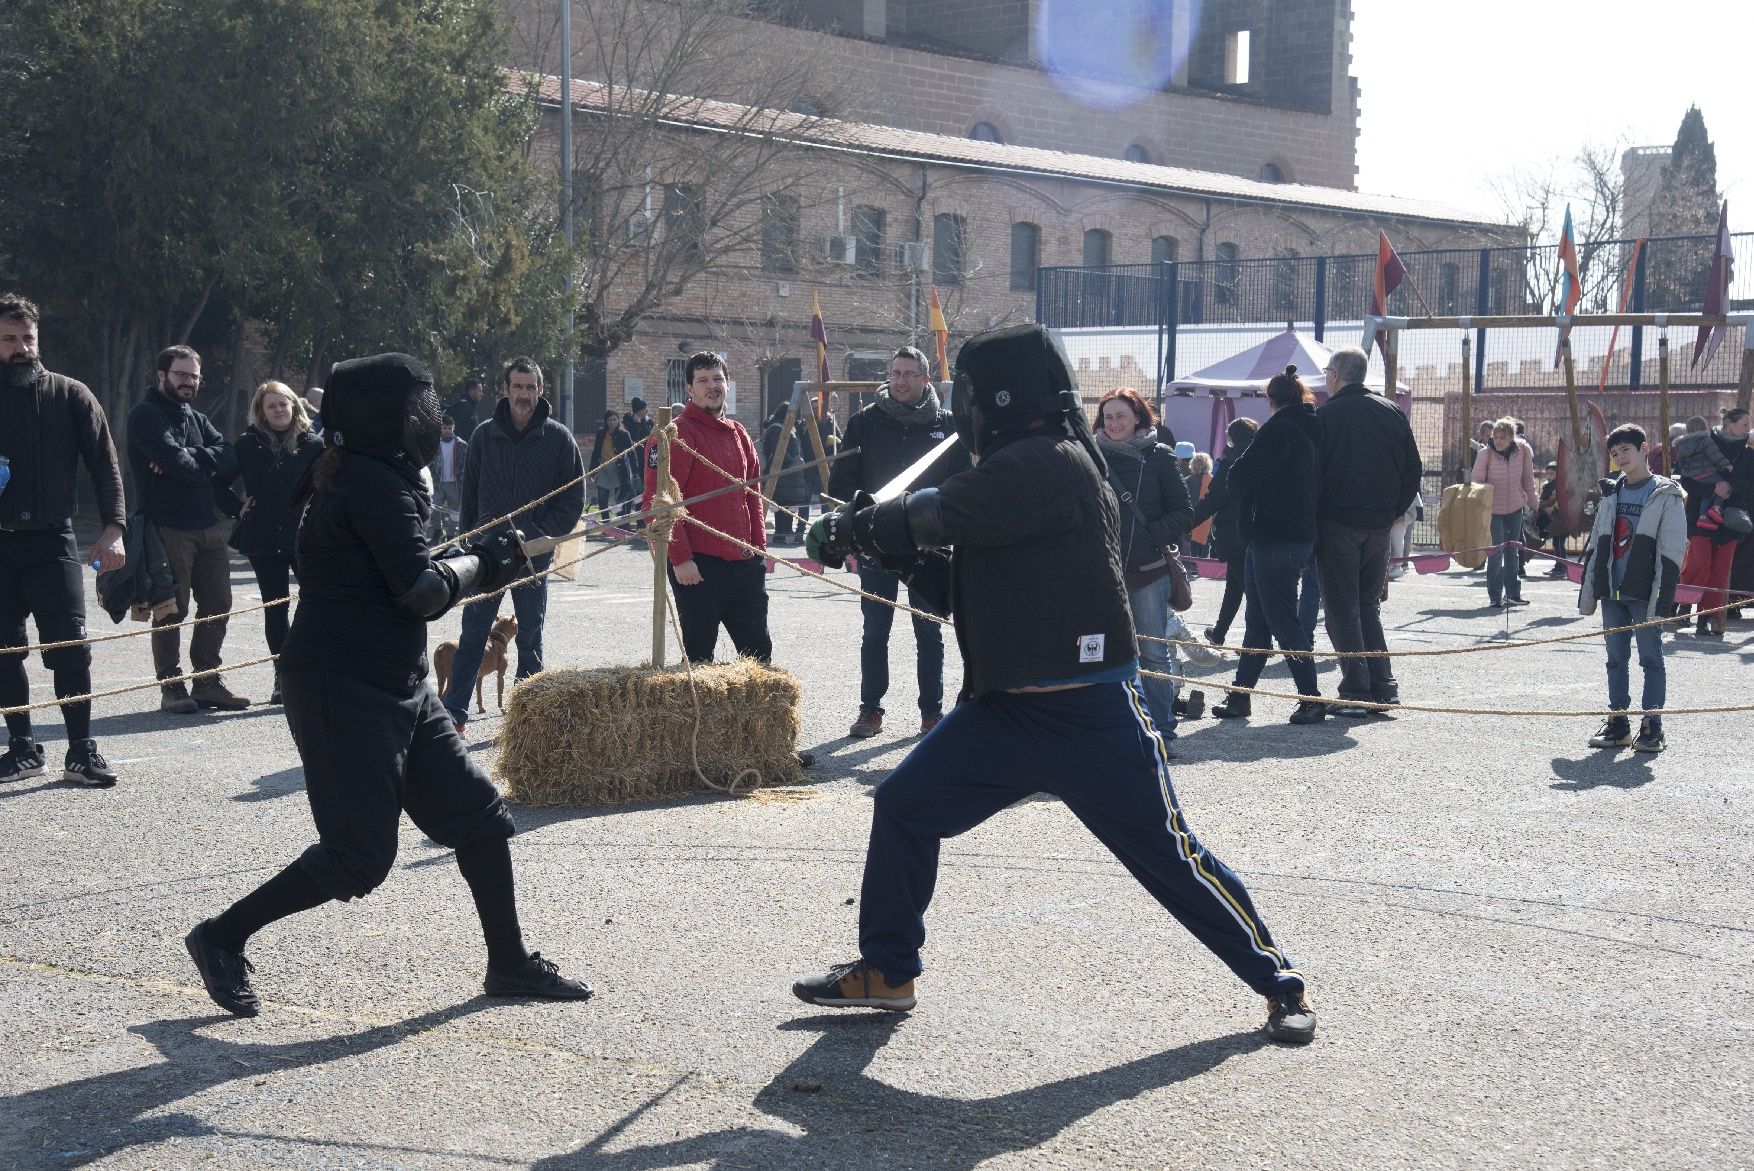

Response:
(216, 380), (324, 702)
(1469, 415), (1535, 609)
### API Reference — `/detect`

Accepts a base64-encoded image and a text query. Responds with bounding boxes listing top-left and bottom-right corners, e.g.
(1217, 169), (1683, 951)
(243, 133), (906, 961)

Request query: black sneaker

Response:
(485, 951), (593, 1000)
(184, 920), (261, 1017)
(1264, 989), (1317, 1044)
(1288, 701), (1327, 725)
(1633, 718), (1665, 754)
(792, 959), (916, 1012)
(63, 739), (118, 788)
(1, 736), (46, 784)
(1181, 690), (1205, 721)
(1328, 701), (1373, 718)
(1588, 716), (1634, 749)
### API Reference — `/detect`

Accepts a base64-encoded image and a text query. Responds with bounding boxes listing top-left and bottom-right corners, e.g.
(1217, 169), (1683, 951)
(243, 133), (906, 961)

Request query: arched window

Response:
(932, 213), (966, 285)
(759, 193), (798, 273)
(1010, 222), (1040, 292)
(1151, 235), (1178, 265)
(852, 205), (885, 279)
(1123, 143), (1152, 164)
(1082, 228), (1112, 268)
(1257, 162), (1284, 184)
(969, 122), (1003, 143)
(1214, 242), (1240, 306)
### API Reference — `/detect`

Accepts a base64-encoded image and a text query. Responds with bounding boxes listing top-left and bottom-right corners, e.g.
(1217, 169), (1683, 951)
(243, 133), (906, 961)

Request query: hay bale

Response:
(494, 660), (803, 806)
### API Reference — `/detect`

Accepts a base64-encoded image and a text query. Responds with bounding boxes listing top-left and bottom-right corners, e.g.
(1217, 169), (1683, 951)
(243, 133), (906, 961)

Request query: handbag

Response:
(1114, 485), (1194, 612)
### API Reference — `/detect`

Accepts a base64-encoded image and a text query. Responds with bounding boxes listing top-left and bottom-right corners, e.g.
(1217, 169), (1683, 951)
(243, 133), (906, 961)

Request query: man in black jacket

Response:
(442, 357), (584, 733)
(449, 376), (486, 440)
(127, 345), (249, 714)
(1314, 346), (1421, 716)
(826, 346), (970, 739)
(0, 293), (125, 787)
(797, 325), (1316, 1045)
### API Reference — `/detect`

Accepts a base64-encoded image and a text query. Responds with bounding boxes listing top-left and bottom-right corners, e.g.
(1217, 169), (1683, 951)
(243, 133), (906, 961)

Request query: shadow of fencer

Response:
(1548, 753), (1657, 792)
(533, 1014), (1266, 1171)
(0, 1001), (494, 1170)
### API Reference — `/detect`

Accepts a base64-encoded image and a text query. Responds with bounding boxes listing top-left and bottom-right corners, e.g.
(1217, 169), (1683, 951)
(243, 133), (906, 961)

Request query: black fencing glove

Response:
(466, 529), (531, 595)
(806, 491), (872, 569)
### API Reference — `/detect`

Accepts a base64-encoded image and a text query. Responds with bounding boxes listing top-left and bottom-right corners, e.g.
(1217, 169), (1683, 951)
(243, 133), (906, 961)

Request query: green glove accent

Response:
(805, 513), (839, 568)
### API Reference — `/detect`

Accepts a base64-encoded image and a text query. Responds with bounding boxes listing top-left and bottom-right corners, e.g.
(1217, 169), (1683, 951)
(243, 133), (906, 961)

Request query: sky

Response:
(1351, 0), (1751, 226)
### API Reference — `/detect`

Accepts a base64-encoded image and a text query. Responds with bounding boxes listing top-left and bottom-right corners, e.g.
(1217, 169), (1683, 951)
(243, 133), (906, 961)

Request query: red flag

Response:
(809, 291), (831, 414)
(1363, 231), (1406, 355)
(1692, 200), (1733, 369)
(1553, 205), (1583, 366)
(928, 286), (949, 383)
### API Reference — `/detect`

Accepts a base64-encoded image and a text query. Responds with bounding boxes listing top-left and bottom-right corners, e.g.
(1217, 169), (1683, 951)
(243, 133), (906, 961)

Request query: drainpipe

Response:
(911, 164), (929, 341)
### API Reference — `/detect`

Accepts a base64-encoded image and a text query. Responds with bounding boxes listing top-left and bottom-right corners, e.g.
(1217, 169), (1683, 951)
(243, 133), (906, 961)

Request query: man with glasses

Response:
(128, 345), (249, 714)
(827, 346), (969, 739)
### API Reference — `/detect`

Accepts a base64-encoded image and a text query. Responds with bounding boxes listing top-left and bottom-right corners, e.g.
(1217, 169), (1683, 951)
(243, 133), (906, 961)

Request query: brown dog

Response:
(433, 615), (519, 714)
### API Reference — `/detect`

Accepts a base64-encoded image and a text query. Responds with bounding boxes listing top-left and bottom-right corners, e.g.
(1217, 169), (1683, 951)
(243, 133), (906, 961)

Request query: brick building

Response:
(509, 1), (1522, 425)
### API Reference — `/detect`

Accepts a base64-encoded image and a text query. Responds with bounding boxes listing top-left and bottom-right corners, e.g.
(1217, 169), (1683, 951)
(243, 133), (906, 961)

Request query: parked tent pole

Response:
(651, 405), (672, 667)
(1458, 332), (1473, 485)
(1657, 333), (1671, 475)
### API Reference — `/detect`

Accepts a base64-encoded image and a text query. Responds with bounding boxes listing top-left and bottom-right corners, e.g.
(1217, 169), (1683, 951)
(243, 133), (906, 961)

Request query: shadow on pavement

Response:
(0, 1000), (493, 1170)
(232, 764), (305, 803)
(534, 1014), (1266, 1170)
(1548, 753), (1657, 791)
(1173, 720), (1358, 762)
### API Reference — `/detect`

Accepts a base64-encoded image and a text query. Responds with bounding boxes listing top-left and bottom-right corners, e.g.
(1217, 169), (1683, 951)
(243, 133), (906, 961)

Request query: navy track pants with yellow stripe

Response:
(858, 680), (1306, 999)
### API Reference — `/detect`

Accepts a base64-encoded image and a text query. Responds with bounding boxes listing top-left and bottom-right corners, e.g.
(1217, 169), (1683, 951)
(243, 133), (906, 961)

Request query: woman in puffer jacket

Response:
(1470, 417), (1536, 608)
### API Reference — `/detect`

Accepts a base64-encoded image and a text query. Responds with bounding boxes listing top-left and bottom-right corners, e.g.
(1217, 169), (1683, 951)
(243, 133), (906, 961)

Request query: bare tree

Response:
(1490, 136), (1629, 313)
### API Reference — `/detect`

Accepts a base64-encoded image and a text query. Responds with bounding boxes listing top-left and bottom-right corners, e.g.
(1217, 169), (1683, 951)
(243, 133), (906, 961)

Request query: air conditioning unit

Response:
(626, 212), (657, 247)
(898, 241), (930, 272)
(821, 234), (858, 264)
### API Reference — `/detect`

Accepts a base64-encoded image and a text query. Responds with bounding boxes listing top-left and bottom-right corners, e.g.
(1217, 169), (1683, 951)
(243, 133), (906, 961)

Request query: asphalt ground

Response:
(2, 536), (1750, 1170)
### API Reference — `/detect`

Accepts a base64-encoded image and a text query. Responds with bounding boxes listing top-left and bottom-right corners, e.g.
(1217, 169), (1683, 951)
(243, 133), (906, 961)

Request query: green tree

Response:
(1645, 105), (1722, 310)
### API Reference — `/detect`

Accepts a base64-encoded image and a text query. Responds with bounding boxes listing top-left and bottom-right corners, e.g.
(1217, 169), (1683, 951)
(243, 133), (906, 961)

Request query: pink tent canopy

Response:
(1157, 327), (1411, 457)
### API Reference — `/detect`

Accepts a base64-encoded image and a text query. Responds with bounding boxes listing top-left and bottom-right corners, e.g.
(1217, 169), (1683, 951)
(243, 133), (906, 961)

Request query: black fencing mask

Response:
(323, 353), (441, 478)
(951, 324), (1082, 457)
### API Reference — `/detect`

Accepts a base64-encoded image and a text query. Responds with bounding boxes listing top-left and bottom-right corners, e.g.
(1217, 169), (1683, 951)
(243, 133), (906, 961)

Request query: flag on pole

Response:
(1691, 200), (1733, 369)
(1553, 205), (1583, 366)
(1595, 238), (1645, 394)
(809, 291), (831, 415)
(1362, 231), (1407, 355)
(928, 285), (950, 384)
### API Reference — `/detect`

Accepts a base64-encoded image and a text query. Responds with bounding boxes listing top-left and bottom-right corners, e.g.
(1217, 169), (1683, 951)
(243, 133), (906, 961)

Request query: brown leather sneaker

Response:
(848, 710), (883, 738)
(191, 677), (251, 711)
(792, 959), (916, 1011)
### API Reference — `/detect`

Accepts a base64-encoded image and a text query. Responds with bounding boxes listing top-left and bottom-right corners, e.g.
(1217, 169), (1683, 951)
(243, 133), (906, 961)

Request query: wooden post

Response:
(1657, 334), (1672, 475)
(1458, 334), (1473, 485)
(1383, 327), (1399, 410)
(762, 395), (800, 505)
(651, 405), (672, 668)
(1561, 338), (1584, 449)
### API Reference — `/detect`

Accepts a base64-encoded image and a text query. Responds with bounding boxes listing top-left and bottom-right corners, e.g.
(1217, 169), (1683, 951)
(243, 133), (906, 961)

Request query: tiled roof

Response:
(523, 73), (1502, 229)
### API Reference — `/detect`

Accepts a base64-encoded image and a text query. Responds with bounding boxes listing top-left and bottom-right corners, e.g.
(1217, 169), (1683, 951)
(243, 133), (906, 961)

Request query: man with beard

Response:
(827, 346), (968, 739)
(0, 294), (126, 787)
(127, 345), (249, 713)
(184, 353), (591, 1016)
(797, 324), (1316, 1045)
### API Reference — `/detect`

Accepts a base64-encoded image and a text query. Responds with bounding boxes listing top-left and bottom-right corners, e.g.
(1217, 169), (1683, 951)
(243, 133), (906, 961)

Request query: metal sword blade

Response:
(871, 432), (961, 504)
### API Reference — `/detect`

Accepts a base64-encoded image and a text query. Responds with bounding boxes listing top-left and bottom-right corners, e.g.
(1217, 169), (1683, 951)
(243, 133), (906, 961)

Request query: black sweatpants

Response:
(0, 528), (93, 742)
(669, 553), (772, 664)
(280, 668), (515, 901)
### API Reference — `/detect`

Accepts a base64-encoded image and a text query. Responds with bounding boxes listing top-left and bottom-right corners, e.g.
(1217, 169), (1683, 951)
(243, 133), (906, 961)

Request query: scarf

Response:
(875, 384), (942, 427)
(1095, 431), (1157, 460)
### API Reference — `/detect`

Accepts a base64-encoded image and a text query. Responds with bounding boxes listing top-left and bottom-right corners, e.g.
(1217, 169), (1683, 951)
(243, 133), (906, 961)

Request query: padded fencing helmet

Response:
(323, 353), (443, 481)
(951, 324), (1084, 458)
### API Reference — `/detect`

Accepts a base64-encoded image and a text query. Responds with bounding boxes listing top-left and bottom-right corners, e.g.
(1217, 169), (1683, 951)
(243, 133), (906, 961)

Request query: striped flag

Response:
(1553, 205), (1583, 366)
(1691, 200), (1733, 369)
(1362, 230), (1406, 355)
(928, 285), (950, 384)
(809, 291), (831, 414)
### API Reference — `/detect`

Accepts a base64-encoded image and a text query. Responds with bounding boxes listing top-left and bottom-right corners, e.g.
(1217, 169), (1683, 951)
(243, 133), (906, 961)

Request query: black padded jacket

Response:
(0, 367), (126, 531)
(1224, 403), (1322, 546)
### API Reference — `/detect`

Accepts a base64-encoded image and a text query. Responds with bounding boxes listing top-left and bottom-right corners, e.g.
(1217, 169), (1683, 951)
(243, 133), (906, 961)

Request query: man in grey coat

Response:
(441, 357), (584, 732)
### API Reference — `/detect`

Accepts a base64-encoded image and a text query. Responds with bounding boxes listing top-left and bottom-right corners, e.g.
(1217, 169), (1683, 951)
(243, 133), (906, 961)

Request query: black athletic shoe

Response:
(1588, 716), (1634, 749)
(792, 959), (916, 1011)
(1328, 701), (1373, 719)
(1633, 718), (1665, 754)
(1212, 694), (1251, 719)
(485, 951), (593, 1000)
(1, 737), (45, 784)
(1180, 690), (1205, 721)
(184, 920), (261, 1017)
(1288, 701), (1327, 725)
(62, 739), (117, 788)
(1264, 990), (1317, 1044)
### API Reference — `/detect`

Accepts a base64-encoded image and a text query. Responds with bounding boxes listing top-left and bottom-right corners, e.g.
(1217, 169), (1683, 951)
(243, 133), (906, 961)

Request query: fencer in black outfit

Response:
(184, 353), (590, 1016)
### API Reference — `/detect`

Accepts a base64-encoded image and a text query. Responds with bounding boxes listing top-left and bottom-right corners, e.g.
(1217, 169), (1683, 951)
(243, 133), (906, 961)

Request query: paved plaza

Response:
(2, 539), (1750, 1170)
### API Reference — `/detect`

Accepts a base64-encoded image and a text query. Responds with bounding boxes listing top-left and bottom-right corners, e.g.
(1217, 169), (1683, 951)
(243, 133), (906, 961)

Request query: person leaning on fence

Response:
(1470, 418), (1536, 610)
(1675, 408), (1754, 636)
(1578, 424), (1687, 754)
(127, 344), (252, 714)
(1313, 345), (1421, 716)
(1211, 366), (1327, 725)
(214, 381), (323, 705)
(441, 356), (584, 735)
(0, 293), (126, 788)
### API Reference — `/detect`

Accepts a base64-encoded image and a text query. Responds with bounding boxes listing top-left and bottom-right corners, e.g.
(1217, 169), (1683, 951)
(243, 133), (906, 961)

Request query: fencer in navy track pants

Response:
(858, 679), (1306, 1000)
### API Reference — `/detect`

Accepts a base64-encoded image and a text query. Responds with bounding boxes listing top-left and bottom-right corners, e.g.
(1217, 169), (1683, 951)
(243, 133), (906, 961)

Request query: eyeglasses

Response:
(889, 370), (927, 380)
(168, 372), (202, 384)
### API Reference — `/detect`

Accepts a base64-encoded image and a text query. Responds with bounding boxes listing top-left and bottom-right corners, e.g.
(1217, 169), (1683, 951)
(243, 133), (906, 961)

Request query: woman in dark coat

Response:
(1191, 416), (1259, 646)
(216, 381), (324, 703)
(1093, 388), (1192, 741)
(1212, 366), (1326, 724)
(763, 405), (810, 545)
(588, 409), (634, 519)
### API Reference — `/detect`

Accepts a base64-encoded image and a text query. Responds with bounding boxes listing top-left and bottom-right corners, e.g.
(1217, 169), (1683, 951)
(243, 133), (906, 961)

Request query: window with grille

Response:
(853, 205), (885, 280)
(760, 194), (798, 273)
(932, 213), (966, 286)
(1151, 235), (1178, 265)
(1082, 228), (1112, 268)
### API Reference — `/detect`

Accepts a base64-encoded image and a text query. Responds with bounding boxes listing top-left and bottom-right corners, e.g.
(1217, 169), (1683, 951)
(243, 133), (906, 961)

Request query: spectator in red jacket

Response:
(642, 352), (772, 663)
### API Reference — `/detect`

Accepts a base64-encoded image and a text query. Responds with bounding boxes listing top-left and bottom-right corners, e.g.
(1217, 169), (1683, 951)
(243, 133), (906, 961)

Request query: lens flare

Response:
(1035, 0), (1199, 111)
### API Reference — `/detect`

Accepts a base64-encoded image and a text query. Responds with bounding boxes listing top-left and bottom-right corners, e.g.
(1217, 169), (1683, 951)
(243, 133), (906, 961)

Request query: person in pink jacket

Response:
(1470, 417), (1536, 608)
